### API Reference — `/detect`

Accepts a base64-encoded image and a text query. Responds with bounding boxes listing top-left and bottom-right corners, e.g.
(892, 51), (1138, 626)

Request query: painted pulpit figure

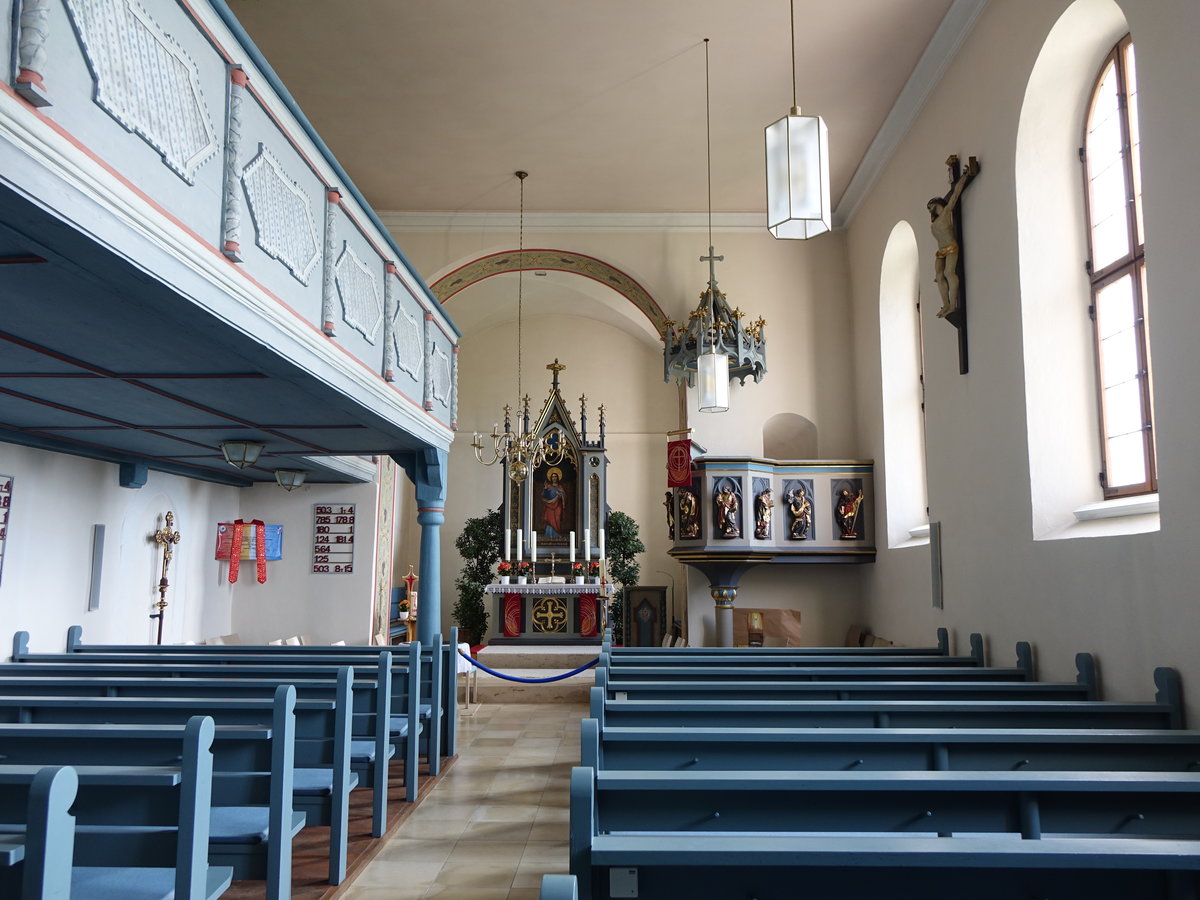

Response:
(678, 490), (700, 539)
(754, 488), (773, 539)
(715, 485), (740, 538)
(929, 155), (980, 319)
(836, 488), (865, 540)
(786, 485), (812, 540)
(540, 467), (567, 538)
(663, 491), (675, 540)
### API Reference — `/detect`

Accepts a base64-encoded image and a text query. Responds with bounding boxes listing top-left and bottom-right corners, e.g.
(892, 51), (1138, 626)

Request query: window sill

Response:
(1073, 493), (1159, 521)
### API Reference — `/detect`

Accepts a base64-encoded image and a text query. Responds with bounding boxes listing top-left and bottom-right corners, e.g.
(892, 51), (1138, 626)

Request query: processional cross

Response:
(150, 511), (182, 645)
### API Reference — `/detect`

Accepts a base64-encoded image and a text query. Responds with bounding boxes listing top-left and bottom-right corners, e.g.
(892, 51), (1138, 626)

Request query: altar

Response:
(484, 581), (615, 645)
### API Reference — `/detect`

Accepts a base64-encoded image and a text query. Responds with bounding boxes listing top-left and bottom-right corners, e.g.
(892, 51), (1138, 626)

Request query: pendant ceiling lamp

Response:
(662, 39), (767, 412)
(471, 172), (565, 482)
(765, 0), (831, 239)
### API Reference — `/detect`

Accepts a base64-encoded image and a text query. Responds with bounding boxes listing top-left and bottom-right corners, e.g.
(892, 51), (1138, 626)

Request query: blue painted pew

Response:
(9, 634), (424, 808)
(540, 873), (578, 900)
(579, 765), (1200, 837)
(60, 624), (460, 767)
(0, 691), (306, 898)
(21, 629), (438, 781)
(604, 626), (952, 656)
(599, 677), (1092, 702)
(589, 664), (1183, 730)
(0, 765), (76, 900)
(0, 671), (364, 884)
(0, 647), (412, 833)
(581, 718), (1200, 773)
(599, 631), (985, 667)
(569, 765), (1200, 900)
(599, 641), (1033, 682)
(0, 718), (233, 900)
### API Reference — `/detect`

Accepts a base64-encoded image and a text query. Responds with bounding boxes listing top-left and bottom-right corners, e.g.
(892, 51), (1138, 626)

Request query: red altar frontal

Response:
(483, 582), (613, 644)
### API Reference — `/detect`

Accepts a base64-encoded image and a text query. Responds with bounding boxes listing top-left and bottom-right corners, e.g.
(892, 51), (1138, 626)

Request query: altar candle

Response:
(504, 528), (512, 562)
(599, 528), (606, 560)
(584, 528), (591, 561)
(531, 532), (537, 563)
(569, 531), (576, 563)
(516, 529), (523, 563)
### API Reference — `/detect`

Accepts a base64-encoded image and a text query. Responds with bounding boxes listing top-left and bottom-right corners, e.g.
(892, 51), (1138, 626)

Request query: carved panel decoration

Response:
(334, 243), (383, 342)
(64, 0), (219, 182)
(713, 477), (742, 539)
(782, 478), (815, 541)
(393, 309), (423, 384)
(531, 597), (569, 633)
(430, 346), (452, 407)
(832, 478), (866, 541)
(241, 145), (322, 284)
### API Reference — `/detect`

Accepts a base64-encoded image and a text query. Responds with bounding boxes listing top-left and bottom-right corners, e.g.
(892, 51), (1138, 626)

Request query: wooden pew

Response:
(587, 666), (1184, 730)
(1, 718), (234, 900)
(599, 640), (1033, 682)
(569, 765), (1200, 900)
(0, 765), (76, 900)
(24, 628), (442, 779)
(10, 632), (424, 810)
(604, 626), (952, 657)
(61, 624), (460, 768)
(0, 691), (306, 898)
(0, 672), (364, 883)
(582, 718), (1200, 773)
(0, 645), (414, 833)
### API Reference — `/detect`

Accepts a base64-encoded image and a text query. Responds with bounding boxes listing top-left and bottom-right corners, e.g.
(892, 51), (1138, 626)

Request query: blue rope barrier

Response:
(458, 648), (598, 683)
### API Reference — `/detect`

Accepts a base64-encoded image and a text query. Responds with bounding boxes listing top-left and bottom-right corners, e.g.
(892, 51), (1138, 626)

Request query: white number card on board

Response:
(312, 503), (355, 574)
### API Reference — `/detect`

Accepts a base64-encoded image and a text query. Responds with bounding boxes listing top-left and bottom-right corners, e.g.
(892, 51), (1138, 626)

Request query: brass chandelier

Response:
(472, 171), (564, 483)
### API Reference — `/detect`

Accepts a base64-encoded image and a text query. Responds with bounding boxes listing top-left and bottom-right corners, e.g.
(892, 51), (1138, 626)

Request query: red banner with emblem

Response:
(666, 439), (692, 488)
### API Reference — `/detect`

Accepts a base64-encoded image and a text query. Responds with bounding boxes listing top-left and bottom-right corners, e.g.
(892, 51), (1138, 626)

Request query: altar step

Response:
(470, 644), (600, 704)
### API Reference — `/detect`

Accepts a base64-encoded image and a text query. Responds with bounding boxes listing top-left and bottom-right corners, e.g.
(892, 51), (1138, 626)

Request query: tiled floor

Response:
(340, 702), (586, 899)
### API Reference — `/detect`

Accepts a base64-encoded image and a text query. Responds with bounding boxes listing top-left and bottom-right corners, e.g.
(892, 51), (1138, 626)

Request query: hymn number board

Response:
(0, 475), (11, 586)
(312, 503), (355, 575)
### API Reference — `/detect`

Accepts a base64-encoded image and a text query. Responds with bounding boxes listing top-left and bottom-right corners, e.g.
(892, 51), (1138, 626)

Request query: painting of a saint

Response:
(534, 459), (577, 544)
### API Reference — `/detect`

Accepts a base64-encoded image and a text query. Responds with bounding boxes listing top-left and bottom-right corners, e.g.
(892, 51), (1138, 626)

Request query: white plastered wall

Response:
(0, 444), (237, 654)
(847, 0), (1200, 716)
(396, 225), (866, 647)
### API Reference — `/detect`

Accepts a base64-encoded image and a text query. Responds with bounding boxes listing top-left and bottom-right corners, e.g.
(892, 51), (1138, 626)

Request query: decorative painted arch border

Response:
(429, 249), (668, 337)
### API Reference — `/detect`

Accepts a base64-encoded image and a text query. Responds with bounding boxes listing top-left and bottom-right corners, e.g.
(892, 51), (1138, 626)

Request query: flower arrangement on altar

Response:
(588, 561), (601, 578)
(497, 561), (513, 576)
(572, 562), (584, 575)
(516, 561), (534, 577)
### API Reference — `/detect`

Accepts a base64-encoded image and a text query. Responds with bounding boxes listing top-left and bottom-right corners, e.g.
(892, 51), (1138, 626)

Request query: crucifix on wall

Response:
(928, 154), (980, 374)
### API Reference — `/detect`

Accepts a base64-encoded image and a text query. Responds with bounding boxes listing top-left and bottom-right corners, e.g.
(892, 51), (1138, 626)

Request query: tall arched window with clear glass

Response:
(1083, 35), (1156, 497)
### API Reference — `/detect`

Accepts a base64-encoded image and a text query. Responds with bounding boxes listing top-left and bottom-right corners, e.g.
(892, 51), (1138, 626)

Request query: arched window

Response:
(1082, 35), (1155, 497)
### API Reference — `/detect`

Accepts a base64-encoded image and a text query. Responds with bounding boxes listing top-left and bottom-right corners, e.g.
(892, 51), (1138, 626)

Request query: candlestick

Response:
(516, 528), (523, 562)
(505, 528), (512, 562)
(569, 531), (576, 563)
(584, 528), (591, 562)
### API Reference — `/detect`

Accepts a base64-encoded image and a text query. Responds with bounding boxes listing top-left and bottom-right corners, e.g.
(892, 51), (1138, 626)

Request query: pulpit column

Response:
(711, 586), (736, 647)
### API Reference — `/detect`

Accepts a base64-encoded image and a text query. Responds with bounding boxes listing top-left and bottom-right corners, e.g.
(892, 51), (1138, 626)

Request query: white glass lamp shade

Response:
(219, 440), (264, 469)
(697, 350), (730, 413)
(274, 470), (307, 491)
(765, 110), (831, 239)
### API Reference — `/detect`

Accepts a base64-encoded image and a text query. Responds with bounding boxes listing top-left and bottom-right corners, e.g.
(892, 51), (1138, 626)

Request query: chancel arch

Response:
(430, 249), (668, 338)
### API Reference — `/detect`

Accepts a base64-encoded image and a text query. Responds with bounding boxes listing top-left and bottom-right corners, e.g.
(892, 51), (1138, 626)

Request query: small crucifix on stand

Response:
(150, 511), (181, 645)
(928, 154), (980, 374)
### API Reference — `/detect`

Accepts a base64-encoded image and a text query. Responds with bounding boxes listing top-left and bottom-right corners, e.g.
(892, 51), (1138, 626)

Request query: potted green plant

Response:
(605, 510), (645, 645)
(454, 509), (502, 645)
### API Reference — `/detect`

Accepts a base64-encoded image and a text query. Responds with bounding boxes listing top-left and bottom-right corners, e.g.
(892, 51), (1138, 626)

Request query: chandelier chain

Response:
(790, 0), (797, 110)
(704, 38), (712, 250)
(517, 171), (525, 414)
